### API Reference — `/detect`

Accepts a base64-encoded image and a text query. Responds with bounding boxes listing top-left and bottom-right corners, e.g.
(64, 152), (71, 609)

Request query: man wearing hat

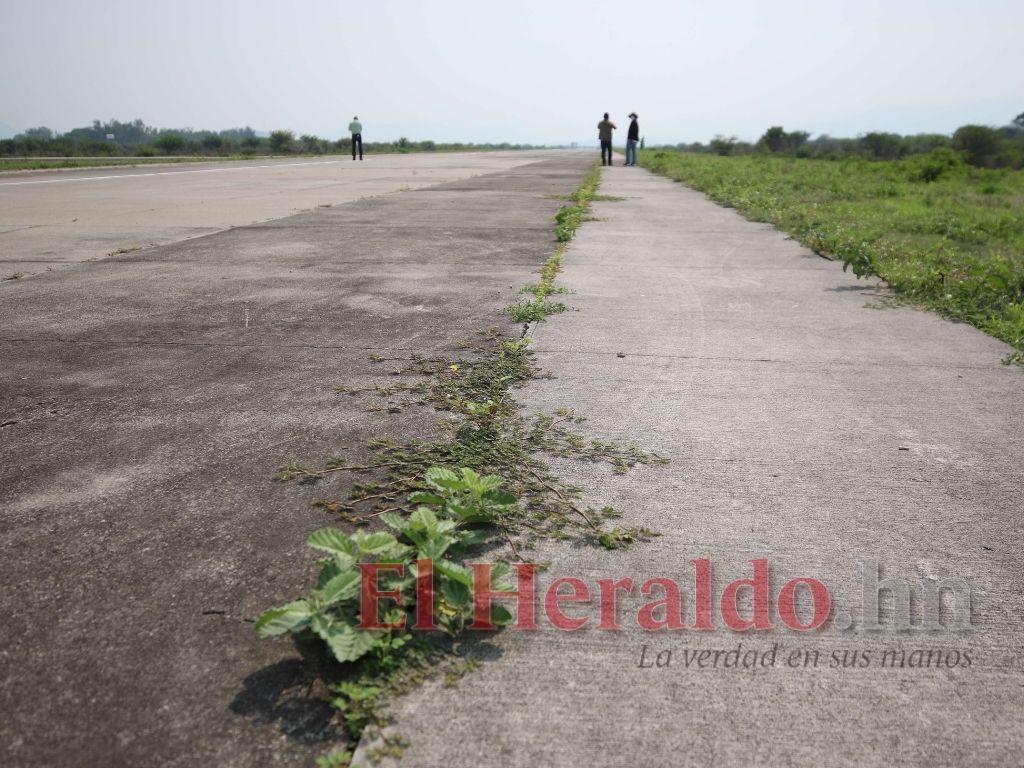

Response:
(625, 113), (640, 166)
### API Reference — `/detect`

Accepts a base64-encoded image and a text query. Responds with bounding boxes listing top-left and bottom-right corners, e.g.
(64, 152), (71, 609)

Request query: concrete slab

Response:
(359, 168), (1024, 766)
(0, 152), (594, 767)
(0, 151), (573, 277)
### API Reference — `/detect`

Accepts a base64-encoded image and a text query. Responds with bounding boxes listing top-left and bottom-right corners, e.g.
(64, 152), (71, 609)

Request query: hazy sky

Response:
(2, 0), (1022, 144)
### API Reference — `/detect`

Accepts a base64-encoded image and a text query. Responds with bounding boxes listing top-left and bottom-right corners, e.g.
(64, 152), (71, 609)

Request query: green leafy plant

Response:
(598, 526), (657, 550)
(315, 750), (353, 768)
(256, 472), (519, 662)
(554, 202), (588, 242)
(506, 198), (583, 325)
(505, 297), (567, 324)
(409, 467), (519, 524)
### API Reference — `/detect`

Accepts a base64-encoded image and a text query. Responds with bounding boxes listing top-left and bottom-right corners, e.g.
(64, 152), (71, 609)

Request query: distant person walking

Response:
(597, 113), (616, 166)
(625, 112), (639, 166)
(348, 116), (363, 160)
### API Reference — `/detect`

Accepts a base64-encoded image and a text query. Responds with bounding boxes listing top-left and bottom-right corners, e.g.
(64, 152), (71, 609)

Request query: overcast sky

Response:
(2, 0), (1021, 145)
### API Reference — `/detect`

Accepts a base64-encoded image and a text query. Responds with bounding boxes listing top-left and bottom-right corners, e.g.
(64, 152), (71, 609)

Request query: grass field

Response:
(640, 150), (1024, 360)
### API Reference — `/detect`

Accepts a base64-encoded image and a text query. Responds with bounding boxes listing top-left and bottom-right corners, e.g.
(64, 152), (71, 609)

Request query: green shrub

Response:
(268, 130), (294, 153)
(861, 132), (905, 160)
(905, 148), (964, 182)
(952, 125), (1002, 167)
(709, 135), (737, 156)
(80, 139), (120, 156)
(153, 133), (185, 154)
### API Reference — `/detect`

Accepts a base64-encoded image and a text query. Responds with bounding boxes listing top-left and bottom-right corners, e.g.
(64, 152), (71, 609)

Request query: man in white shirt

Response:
(348, 116), (363, 160)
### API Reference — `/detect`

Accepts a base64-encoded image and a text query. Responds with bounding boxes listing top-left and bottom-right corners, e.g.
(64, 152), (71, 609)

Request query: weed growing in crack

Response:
(553, 163), (601, 242)
(279, 332), (665, 546)
(504, 162), (601, 324)
(519, 283), (571, 296)
(504, 245), (569, 324)
(258, 469), (522, 663)
(546, 192), (625, 203)
(260, 160), (666, 765)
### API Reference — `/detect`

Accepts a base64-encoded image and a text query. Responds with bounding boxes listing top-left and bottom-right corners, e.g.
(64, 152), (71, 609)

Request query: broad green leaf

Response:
(424, 466), (461, 491)
(408, 491), (445, 507)
(487, 562), (515, 593)
(434, 558), (474, 588)
(400, 526), (428, 549)
(417, 536), (454, 561)
(491, 605), (513, 625)
(409, 506), (439, 531)
(435, 519), (459, 536)
(313, 617), (383, 663)
(316, 553), (355, 590)
(441, 578), (472, 607)
(474, 473), (504, 493)
(317, 569), (361, 605)
(458, 467), (482, 488)
(255, 600), (313, 637)
(456, 529), (490, 548)
(353, 530), (400, 555)
(452, 502), (496, 523)
(448, 500), (488, 522)
(379, 512), (406, 531)
(336, 681), (381, 702)
(482, 489), (517, 506)
(308, 527), (356, 557)
(315, 750), (353, 768)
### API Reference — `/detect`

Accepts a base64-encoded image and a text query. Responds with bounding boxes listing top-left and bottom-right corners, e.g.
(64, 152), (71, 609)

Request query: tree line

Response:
(667, 112), (1024, 169)
(0, 119), (540, 157)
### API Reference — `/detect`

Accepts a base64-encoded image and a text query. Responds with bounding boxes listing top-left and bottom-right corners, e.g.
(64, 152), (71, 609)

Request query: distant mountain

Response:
(0, 122), (15, 139)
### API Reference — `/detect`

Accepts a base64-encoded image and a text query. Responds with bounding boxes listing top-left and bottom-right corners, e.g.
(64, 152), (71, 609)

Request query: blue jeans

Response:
(625, 139), (638, 166)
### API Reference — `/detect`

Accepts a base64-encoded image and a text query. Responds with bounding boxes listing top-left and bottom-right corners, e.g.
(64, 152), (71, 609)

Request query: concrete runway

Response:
(3, 152), (1022, 766)
(0, 151), (593, 766)
(358, 166), (1024, 767)
(0, 151), (567, 277)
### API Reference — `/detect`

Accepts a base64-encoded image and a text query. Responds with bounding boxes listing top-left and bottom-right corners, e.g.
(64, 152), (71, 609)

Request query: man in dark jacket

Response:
(597, 113), (616, 166)
(625, 113), (640, 166)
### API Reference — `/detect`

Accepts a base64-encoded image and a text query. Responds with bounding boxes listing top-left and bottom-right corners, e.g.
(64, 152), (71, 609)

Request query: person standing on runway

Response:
(597, 112), (616, 166)
(625, 112), (640, 166)
(348, 116), (363, 160)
